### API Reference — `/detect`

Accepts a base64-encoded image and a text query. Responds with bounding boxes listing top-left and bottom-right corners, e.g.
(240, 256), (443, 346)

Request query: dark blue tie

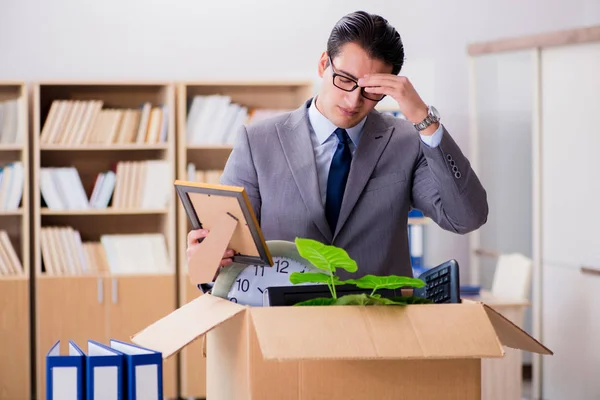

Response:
(325, 128), (352, 232)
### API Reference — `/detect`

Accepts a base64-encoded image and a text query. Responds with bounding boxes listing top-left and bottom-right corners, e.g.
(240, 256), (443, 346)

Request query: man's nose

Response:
(344, 89), (362, 108)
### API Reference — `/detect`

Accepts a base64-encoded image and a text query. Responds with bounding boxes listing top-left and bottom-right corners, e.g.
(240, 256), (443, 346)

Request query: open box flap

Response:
(131, 294), (246, 359)
(483, 304), (553, 355)
(249, 303), (505, 361)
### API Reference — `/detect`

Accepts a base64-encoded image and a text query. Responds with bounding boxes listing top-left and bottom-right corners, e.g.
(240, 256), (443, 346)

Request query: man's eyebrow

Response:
(337, 69), (358, 80)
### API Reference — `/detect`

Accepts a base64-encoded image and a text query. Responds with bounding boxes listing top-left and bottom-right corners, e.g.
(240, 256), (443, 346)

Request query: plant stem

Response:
(330, 271), (337, 299)
(370, 286), (379, 297)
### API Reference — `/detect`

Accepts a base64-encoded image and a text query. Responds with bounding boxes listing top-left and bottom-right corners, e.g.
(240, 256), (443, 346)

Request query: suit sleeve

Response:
(220, 125), (262, 223)
(411, 125), (488, 234)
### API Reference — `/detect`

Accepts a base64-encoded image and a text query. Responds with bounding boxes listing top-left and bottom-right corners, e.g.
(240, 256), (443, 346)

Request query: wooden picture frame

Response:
(174, 180), (272, 268)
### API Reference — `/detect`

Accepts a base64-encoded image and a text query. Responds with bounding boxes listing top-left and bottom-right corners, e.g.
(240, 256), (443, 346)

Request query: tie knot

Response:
(334, 128), (350, 145)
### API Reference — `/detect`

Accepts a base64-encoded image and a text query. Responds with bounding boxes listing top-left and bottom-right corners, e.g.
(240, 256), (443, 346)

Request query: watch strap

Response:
(414, 107), (439, 131)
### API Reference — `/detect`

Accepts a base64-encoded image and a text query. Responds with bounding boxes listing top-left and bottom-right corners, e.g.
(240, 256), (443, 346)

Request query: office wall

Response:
(1, 0), (599, 277)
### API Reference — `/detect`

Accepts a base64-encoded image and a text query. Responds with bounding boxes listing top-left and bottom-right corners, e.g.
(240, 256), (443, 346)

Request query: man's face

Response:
(316, 42), (393, 129)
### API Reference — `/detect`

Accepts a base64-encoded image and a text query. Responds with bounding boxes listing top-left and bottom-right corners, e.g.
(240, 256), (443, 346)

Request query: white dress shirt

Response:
(307, 97), (444, 206)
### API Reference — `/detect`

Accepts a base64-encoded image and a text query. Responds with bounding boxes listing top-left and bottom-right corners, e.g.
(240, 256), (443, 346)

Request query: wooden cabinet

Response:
(107, 275), (178, 398)
(179, 280), (207, 398)
(31, 82), (178, 400)
(0, 279), (30, 400)
(0, 82), (30, 400)
(35, 276), (109, 400)
(175, 81), (313, 398)
(35, 275), (178, 400)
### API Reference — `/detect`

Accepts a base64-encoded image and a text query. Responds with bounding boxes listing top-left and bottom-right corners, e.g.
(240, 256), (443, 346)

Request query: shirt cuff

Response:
(419, 124), (444, 148)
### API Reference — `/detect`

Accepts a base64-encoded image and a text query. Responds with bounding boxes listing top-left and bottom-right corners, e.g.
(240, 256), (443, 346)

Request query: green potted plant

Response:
(289, 238), (432, 306)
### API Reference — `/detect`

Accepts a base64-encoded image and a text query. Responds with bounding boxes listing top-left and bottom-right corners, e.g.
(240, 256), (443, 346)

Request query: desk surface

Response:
(462, 290), (530, 308)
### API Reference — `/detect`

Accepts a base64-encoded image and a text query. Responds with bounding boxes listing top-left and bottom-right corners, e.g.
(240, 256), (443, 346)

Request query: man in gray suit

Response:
(187, 10), (488, 279)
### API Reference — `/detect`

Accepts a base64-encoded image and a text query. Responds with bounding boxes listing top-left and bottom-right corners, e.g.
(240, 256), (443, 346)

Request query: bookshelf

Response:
(175, 80), (313, 397)
(0, 82), (30, 400)
(31, 82), (178, 400)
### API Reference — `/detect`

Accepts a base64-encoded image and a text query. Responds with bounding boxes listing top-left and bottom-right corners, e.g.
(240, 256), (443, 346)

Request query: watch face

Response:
(429, 105), (440, 119)
(225, 256), (316, 306)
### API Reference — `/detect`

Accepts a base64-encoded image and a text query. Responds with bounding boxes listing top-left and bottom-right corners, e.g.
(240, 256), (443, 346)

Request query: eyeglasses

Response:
(328, 56), (386, 102)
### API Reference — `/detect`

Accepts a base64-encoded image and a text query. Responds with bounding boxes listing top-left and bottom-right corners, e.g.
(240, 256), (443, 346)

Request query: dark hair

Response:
(327, 11), (405, 75)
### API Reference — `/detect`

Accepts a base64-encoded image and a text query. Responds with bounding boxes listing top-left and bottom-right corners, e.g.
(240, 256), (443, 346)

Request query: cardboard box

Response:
(131, 293), (552, 400)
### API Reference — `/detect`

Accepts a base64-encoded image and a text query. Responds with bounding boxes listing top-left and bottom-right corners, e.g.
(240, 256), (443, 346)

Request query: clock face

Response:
(226, 256), (315, 306)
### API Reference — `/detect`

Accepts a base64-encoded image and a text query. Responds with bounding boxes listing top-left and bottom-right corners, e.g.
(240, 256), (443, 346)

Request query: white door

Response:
(541, 41), (600, 399)
(471, 49), (535, 288)
(541, 41), (600, 268)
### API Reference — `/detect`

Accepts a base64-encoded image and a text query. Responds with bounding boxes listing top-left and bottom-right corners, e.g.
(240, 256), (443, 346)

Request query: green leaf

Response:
(294, 237), (358, 273)
(294, 297), (336, 306)
(289, 272), (335, 285)
(344, 275), (425, 290)
(333, 293), (406, 306)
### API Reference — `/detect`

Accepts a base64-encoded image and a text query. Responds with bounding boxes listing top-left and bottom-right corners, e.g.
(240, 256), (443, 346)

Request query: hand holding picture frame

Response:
(174, 180), (273, 285)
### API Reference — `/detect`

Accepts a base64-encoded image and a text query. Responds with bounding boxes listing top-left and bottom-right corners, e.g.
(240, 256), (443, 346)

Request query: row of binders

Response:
(0, 161), (24, 210)
(40, 160), (170, 210)
(40, 100), (168, 146)
(41, 227), (171, 275)
(0, 98), (23, 144)
(185, 94), (291, 145)
(47, 339), (162, 400)
(0, 230), (23, 276)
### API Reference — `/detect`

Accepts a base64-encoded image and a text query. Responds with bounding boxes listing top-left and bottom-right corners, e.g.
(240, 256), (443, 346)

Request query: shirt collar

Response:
(308, 96), (367, 146)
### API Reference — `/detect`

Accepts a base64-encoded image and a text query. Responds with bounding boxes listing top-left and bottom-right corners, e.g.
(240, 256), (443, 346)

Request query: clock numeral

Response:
(230, 297), (238, 303)
(254, 265), (265, 277)
(236, 278), (250, 292)
(275, 260), (289, 274)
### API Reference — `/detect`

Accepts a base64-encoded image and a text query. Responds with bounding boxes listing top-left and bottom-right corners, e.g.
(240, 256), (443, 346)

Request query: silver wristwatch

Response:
(413, 105), (440, 131)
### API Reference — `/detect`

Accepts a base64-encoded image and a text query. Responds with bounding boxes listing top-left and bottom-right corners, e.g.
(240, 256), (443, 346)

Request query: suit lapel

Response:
(334, 111), (394, 239)
(276, 100), (333, 241)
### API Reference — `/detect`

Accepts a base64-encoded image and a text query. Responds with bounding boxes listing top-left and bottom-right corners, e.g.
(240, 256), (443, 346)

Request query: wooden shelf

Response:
(31, 81), (178, 400)
(40, 144), (169, 151)
(0, 82), (30, 400)
(0, 208), (25, 216)
(186, 144), (233, 150)
(175, 80), (313, 398)
(0, 144), (25, 151)
(40, 207), (168, 216)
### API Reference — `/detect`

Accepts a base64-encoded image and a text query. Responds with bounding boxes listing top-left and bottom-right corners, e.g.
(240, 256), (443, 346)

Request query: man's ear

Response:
(317, 51), (328, 78)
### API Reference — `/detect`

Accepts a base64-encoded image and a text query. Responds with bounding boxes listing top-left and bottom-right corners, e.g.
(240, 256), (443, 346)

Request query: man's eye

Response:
(339, 78), (352, 83)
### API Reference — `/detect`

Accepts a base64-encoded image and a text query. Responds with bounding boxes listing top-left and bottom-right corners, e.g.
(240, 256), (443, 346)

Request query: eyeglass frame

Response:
(328, 56), (386, 102)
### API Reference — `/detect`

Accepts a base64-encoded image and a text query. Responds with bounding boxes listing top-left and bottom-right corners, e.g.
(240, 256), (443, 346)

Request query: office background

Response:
(3, 0), (598, 279)
(1, 0), (599, 399)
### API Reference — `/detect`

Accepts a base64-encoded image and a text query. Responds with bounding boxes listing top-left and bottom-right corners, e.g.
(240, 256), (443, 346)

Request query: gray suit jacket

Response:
(220, 98), (488, 279)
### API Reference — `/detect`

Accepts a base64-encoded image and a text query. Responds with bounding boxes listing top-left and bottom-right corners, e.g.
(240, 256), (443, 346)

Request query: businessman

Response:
(187, 10), (488, 279)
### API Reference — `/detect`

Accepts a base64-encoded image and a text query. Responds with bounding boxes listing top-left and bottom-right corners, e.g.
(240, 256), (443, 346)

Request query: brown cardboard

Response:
(249, 304), (505, 360)
(187, 212), (238, 284)
(131, 294), (552, 400)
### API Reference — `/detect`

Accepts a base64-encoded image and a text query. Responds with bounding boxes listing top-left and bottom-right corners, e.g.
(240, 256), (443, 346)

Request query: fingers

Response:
(187, 242), (236, 265)
(187, 229), (208, 246)
(186, 242), (201, 261)
(223, 248), (234, 259)
(220, 257), (233, 267)
(363, 86), (393, 95)
(359, 74), (408, 86)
